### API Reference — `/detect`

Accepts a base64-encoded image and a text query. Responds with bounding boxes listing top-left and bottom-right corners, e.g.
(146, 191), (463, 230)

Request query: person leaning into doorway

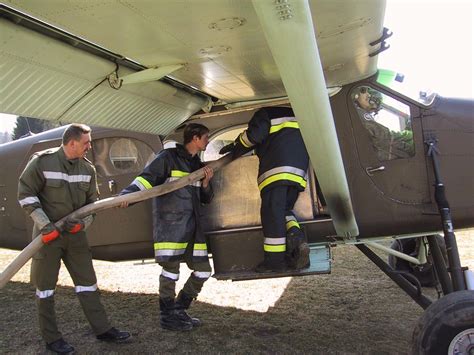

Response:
(220, 106), (310, 273)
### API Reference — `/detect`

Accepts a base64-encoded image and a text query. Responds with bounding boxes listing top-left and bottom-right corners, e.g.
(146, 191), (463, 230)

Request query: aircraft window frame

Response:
(92, 137), (155, 177)
(109, 138), (139, 171)
(201, 124), (248, 162)
(377, 69), (437, 106)
(351, 85), (416, 162)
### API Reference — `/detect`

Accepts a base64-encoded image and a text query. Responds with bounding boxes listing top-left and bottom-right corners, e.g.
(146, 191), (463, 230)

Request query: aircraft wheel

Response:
(387, 235), (446, 287)
(412, 290), (474, 355)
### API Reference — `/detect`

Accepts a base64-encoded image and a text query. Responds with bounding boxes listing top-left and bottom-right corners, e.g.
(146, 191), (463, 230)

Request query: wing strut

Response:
(252, 0), (358, 238)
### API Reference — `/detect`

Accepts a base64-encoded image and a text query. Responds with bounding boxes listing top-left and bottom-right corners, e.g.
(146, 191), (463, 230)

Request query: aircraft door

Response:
(198, 126), (316, 231)
(88, 136), (157, 247)
(348, 85), (430, 204)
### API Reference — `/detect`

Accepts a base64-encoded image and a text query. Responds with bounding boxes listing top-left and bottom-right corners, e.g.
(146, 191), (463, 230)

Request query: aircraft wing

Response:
(0, 0), (387, 238)
(0, 0), (385, 133)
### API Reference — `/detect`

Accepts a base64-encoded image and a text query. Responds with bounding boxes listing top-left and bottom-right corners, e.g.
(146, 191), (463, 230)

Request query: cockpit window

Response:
(377, 69), (436, 106)
(352, 86), (415, 161)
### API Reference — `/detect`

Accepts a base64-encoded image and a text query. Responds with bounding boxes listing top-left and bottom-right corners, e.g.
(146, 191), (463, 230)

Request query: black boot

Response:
(255, 253), (287, 273)
(96, 327), (131, 342)
(159, 297), (193, 331)
(286, 229), (310, 270)
(175, 291), (201, 327)
(295, 242), (310, 269)
(46, 338), (74, 354)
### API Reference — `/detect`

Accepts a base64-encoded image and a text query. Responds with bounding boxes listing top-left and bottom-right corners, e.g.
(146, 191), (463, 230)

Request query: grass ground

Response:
(0, 229), (472, 354)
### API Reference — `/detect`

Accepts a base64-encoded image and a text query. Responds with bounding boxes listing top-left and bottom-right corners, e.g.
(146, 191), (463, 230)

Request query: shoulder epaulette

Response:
(33, 146), (60, 158)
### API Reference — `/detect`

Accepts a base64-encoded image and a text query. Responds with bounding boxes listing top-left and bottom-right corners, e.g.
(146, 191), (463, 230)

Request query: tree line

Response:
(12, 117), (59, 140)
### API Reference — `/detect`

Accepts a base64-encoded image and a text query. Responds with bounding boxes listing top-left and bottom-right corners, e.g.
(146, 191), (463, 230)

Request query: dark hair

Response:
(62, 124), (91, 145)
(183, 123), (209, 144)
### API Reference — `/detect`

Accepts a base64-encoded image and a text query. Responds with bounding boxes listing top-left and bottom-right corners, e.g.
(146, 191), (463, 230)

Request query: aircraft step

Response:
(213, 245), (331, 281)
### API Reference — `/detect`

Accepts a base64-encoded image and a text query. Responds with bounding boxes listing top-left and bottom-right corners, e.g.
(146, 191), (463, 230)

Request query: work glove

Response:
(41, 223), (60, 244)
(64, 218), (85, 234)
(220, 142), (254, 161)
(219, 143), (235, 155)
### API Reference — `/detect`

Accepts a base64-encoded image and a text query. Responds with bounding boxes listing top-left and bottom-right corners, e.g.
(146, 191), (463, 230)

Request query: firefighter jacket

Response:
(17, 147), (98, 236)
(120, 144), (213, 263)
(234, 107), (309, 193)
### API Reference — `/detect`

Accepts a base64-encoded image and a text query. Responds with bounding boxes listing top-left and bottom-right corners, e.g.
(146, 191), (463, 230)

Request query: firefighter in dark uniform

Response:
(17, 124), (130, 354)
(120, 123), (214, 331)
(220, 106), (310, 272)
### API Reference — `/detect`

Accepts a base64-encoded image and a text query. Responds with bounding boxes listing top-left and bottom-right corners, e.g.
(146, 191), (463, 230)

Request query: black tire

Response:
(412, 290), (474, 355)
(388, 235), (447, 287)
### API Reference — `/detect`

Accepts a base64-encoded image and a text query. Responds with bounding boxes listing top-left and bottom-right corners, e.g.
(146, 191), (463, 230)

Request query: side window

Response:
(202, 126), (247, 162)
(92, 137), (155, 177)
(351, 86), (415, 161)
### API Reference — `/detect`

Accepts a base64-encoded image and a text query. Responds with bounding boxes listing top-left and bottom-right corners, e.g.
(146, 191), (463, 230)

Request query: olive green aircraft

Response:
(0, 1), (473, 353)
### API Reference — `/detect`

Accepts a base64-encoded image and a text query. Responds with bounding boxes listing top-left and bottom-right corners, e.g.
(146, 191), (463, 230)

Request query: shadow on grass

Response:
(1, 259), (424, 355)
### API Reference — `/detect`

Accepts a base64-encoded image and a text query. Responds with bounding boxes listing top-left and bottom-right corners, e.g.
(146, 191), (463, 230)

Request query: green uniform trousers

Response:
(31, 232), (110, 343)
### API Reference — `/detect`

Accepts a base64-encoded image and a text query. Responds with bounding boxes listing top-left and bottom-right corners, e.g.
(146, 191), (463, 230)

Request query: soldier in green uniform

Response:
(353, 86), (414, 161)
(18, 124), (130, 354)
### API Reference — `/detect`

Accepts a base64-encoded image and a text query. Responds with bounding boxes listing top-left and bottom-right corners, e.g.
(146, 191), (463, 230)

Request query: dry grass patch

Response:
(0, 229), (472, 353)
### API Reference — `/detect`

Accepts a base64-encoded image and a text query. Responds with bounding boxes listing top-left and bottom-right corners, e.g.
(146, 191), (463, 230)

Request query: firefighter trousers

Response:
(31, 232), (110, 343)
(260, 185), (304, 266)
(158, 242), (212, 301)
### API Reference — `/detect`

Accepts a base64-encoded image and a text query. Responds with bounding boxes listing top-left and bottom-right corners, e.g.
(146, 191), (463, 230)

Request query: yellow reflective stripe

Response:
(258, 173), (307, 191)
(171, 170), (189, 177)
(239, 132), (253, 148)
(154, 242), (188, 250)
(286, 220), (300, 230)
(264, 244), (286, 252)
(136, 176), (152, 189)
(269, 121), (299, 134)
(258, 166), (307, 185)
(193, 243), (207, 250)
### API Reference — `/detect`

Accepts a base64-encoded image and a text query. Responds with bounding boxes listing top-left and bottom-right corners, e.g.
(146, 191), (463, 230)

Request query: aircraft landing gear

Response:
(411, 139), (474, 354)
(411, 290), (474, 355)
(388, 235), (447, 287)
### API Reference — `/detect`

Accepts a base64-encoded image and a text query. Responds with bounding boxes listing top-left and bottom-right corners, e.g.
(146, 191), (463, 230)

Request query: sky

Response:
(0, 0), (472, 134)
(379, 0), (473, 99)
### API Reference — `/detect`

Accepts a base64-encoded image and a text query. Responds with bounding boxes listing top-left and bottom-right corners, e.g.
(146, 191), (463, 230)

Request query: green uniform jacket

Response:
(18, 147), (98, 235)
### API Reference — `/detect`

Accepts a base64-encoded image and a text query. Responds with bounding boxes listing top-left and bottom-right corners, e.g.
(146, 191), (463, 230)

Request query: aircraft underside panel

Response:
(0, 18), (208, 135)
(2, 0), (385, 103)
